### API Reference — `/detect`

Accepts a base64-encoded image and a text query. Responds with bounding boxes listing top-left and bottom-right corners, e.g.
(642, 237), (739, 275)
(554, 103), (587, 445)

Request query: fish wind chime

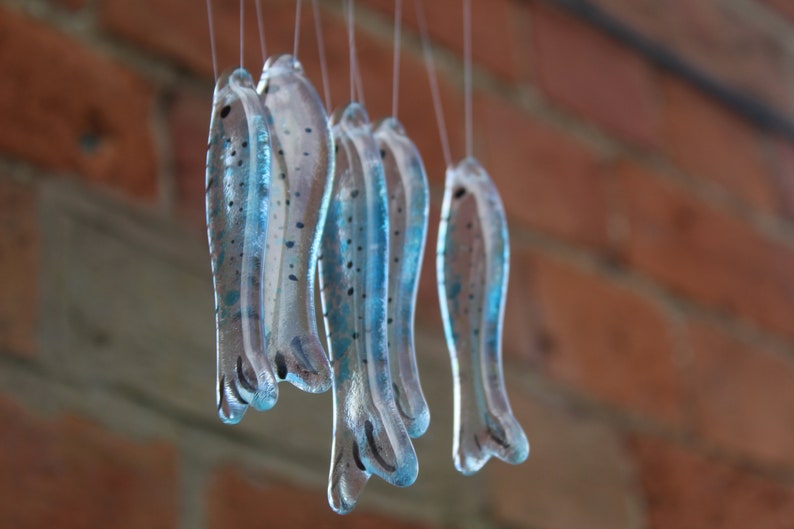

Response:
(205, 0), (528, 514)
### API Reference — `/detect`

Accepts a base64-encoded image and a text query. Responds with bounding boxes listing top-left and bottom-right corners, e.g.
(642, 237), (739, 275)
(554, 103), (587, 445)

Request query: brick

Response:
(512, 250), (684, 425)
(101, 0), (358, 91)
(586, 0), (668, 42)
(39, 184), (216, 418)
(101, 0), (304, 78)
(167, 85), (211, 235)
(49, 0), (87, 11)
(502, 247), (538, 369)
(662, 77), (776, 211)
(415, 202), (443, 331)
(207, 466), (435, 528)
(760, 0), (794, 21)
(359, 0), (529, 81)
(688, 323), (794, 469)
(529, 2), (661, 147)
(476, 94), (610, 250)
(589, 0), (789, 113)
(0, 396), (178, 529)
(487, 392), (636, 529)
(0, 7), (157, 199)
(0, 179), (37, 357)
(629, 436), (794, 529)
(38, 185), (347, 460)
(770, 139), (794, 220)
(618, 161), (794, 339)
(664, 0), (788, 112)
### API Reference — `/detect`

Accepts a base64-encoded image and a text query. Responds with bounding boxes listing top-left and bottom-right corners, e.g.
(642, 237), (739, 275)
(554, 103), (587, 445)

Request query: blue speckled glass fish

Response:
(373, 117), (430, 439)
(257, 54), (333, 394)
(436, 157), (529, 475)
(206, 68), (277, 424)
(319, 103), (418, 514)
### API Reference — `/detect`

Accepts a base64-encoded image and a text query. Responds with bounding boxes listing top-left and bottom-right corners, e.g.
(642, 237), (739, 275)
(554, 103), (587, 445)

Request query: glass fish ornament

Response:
(436, 157), (529, 474)
(257, 54), (333, 394)
(206, 68), (277, 424)
(373, 117), (430, 438)
(319, 103), (418, 514)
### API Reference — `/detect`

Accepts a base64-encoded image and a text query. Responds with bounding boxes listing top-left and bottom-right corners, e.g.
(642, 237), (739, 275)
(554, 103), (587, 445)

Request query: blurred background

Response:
(2, 0), (794, 527)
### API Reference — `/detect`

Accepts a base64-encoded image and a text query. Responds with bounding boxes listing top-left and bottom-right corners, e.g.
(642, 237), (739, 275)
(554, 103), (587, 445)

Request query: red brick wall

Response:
(2, 0), (794, 528)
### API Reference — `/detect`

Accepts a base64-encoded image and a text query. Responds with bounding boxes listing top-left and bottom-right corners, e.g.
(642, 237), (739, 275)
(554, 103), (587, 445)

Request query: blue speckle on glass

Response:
(206, 67), (278, 424)
(436, 157), (529, 475)
(256, 54), (335, 394)
(318, 103), (418, 515)
(373, 116), (431, 439)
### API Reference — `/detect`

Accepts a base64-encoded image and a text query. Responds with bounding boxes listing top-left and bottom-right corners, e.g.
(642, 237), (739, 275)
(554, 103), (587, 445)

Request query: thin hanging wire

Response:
(391, 0), (402, 119)
(346, 0), (356, 103)
(312, 0), (332, 110)
(350, 0), (366, 106)
(463, 0), (472, 158)
(354, 56), (366, 107)
(414, 0), (452, 168)
(293, 0), (303, 58)
(206, 0), (218, 81)
(255, 0), (267, 65)
(239, 0), (245, 68)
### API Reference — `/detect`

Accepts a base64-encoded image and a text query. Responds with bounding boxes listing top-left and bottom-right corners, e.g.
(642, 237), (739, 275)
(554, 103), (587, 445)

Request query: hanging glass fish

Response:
(436, 157), (529, 475)
(257, 54), (333, 394)
(373, 117), (430, 439)
(319, 102), (418, 514)
(206, 68), (277, 424)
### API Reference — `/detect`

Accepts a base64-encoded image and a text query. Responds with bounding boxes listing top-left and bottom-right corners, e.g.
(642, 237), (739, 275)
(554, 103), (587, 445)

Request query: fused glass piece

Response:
(373, 117), (430, 439)
(206, 68), (277, 424)
(436, 157), (529, 475)
(319, 103), (418, 514)
(257, 54), (333, 394)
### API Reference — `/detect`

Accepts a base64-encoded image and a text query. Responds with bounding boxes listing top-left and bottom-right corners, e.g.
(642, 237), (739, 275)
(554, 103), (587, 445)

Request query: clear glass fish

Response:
(436, 157), (529, 474)
(257, 54), (333, 394)
(373, 117), (430, 439)
(206, 68), (278, 424)
(319, 103), (418, 514)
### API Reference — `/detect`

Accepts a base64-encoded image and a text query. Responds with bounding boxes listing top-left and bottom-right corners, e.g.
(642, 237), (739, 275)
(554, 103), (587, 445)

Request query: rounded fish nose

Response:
(455, 156), (486, 178)
(332, 101), (370, 130)
(258, 54), (303, 94)
(264, 53), (304, 75)
(215, 67), (256, 95)
(374, 116), (406, 137)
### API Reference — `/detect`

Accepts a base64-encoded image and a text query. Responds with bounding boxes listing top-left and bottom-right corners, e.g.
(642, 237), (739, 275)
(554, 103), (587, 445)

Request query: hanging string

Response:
(463, 0), (472, 158)
(206, 0), (218, 81)
(312, 0), (332, 110)
(255, 0), (267, 65)
(354, 56), (366, 107)
(414, 0), (452, 168)
(350, 0), (366, 106)
(341, 0), (365, 105)
(293, 0), (303, 58)
(391, 0), (402, 119)
(239, 0), (245, 69)
(346, 0), (355, 102)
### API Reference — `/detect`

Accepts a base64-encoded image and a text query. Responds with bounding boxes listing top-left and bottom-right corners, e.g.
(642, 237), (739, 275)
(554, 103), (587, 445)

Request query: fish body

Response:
(373, 117), (430, 438)
(257, 54), (333, 393)
(436, 157), (529, 474)
(319, 103), (418, 514)
(206, 68), (277, 424)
